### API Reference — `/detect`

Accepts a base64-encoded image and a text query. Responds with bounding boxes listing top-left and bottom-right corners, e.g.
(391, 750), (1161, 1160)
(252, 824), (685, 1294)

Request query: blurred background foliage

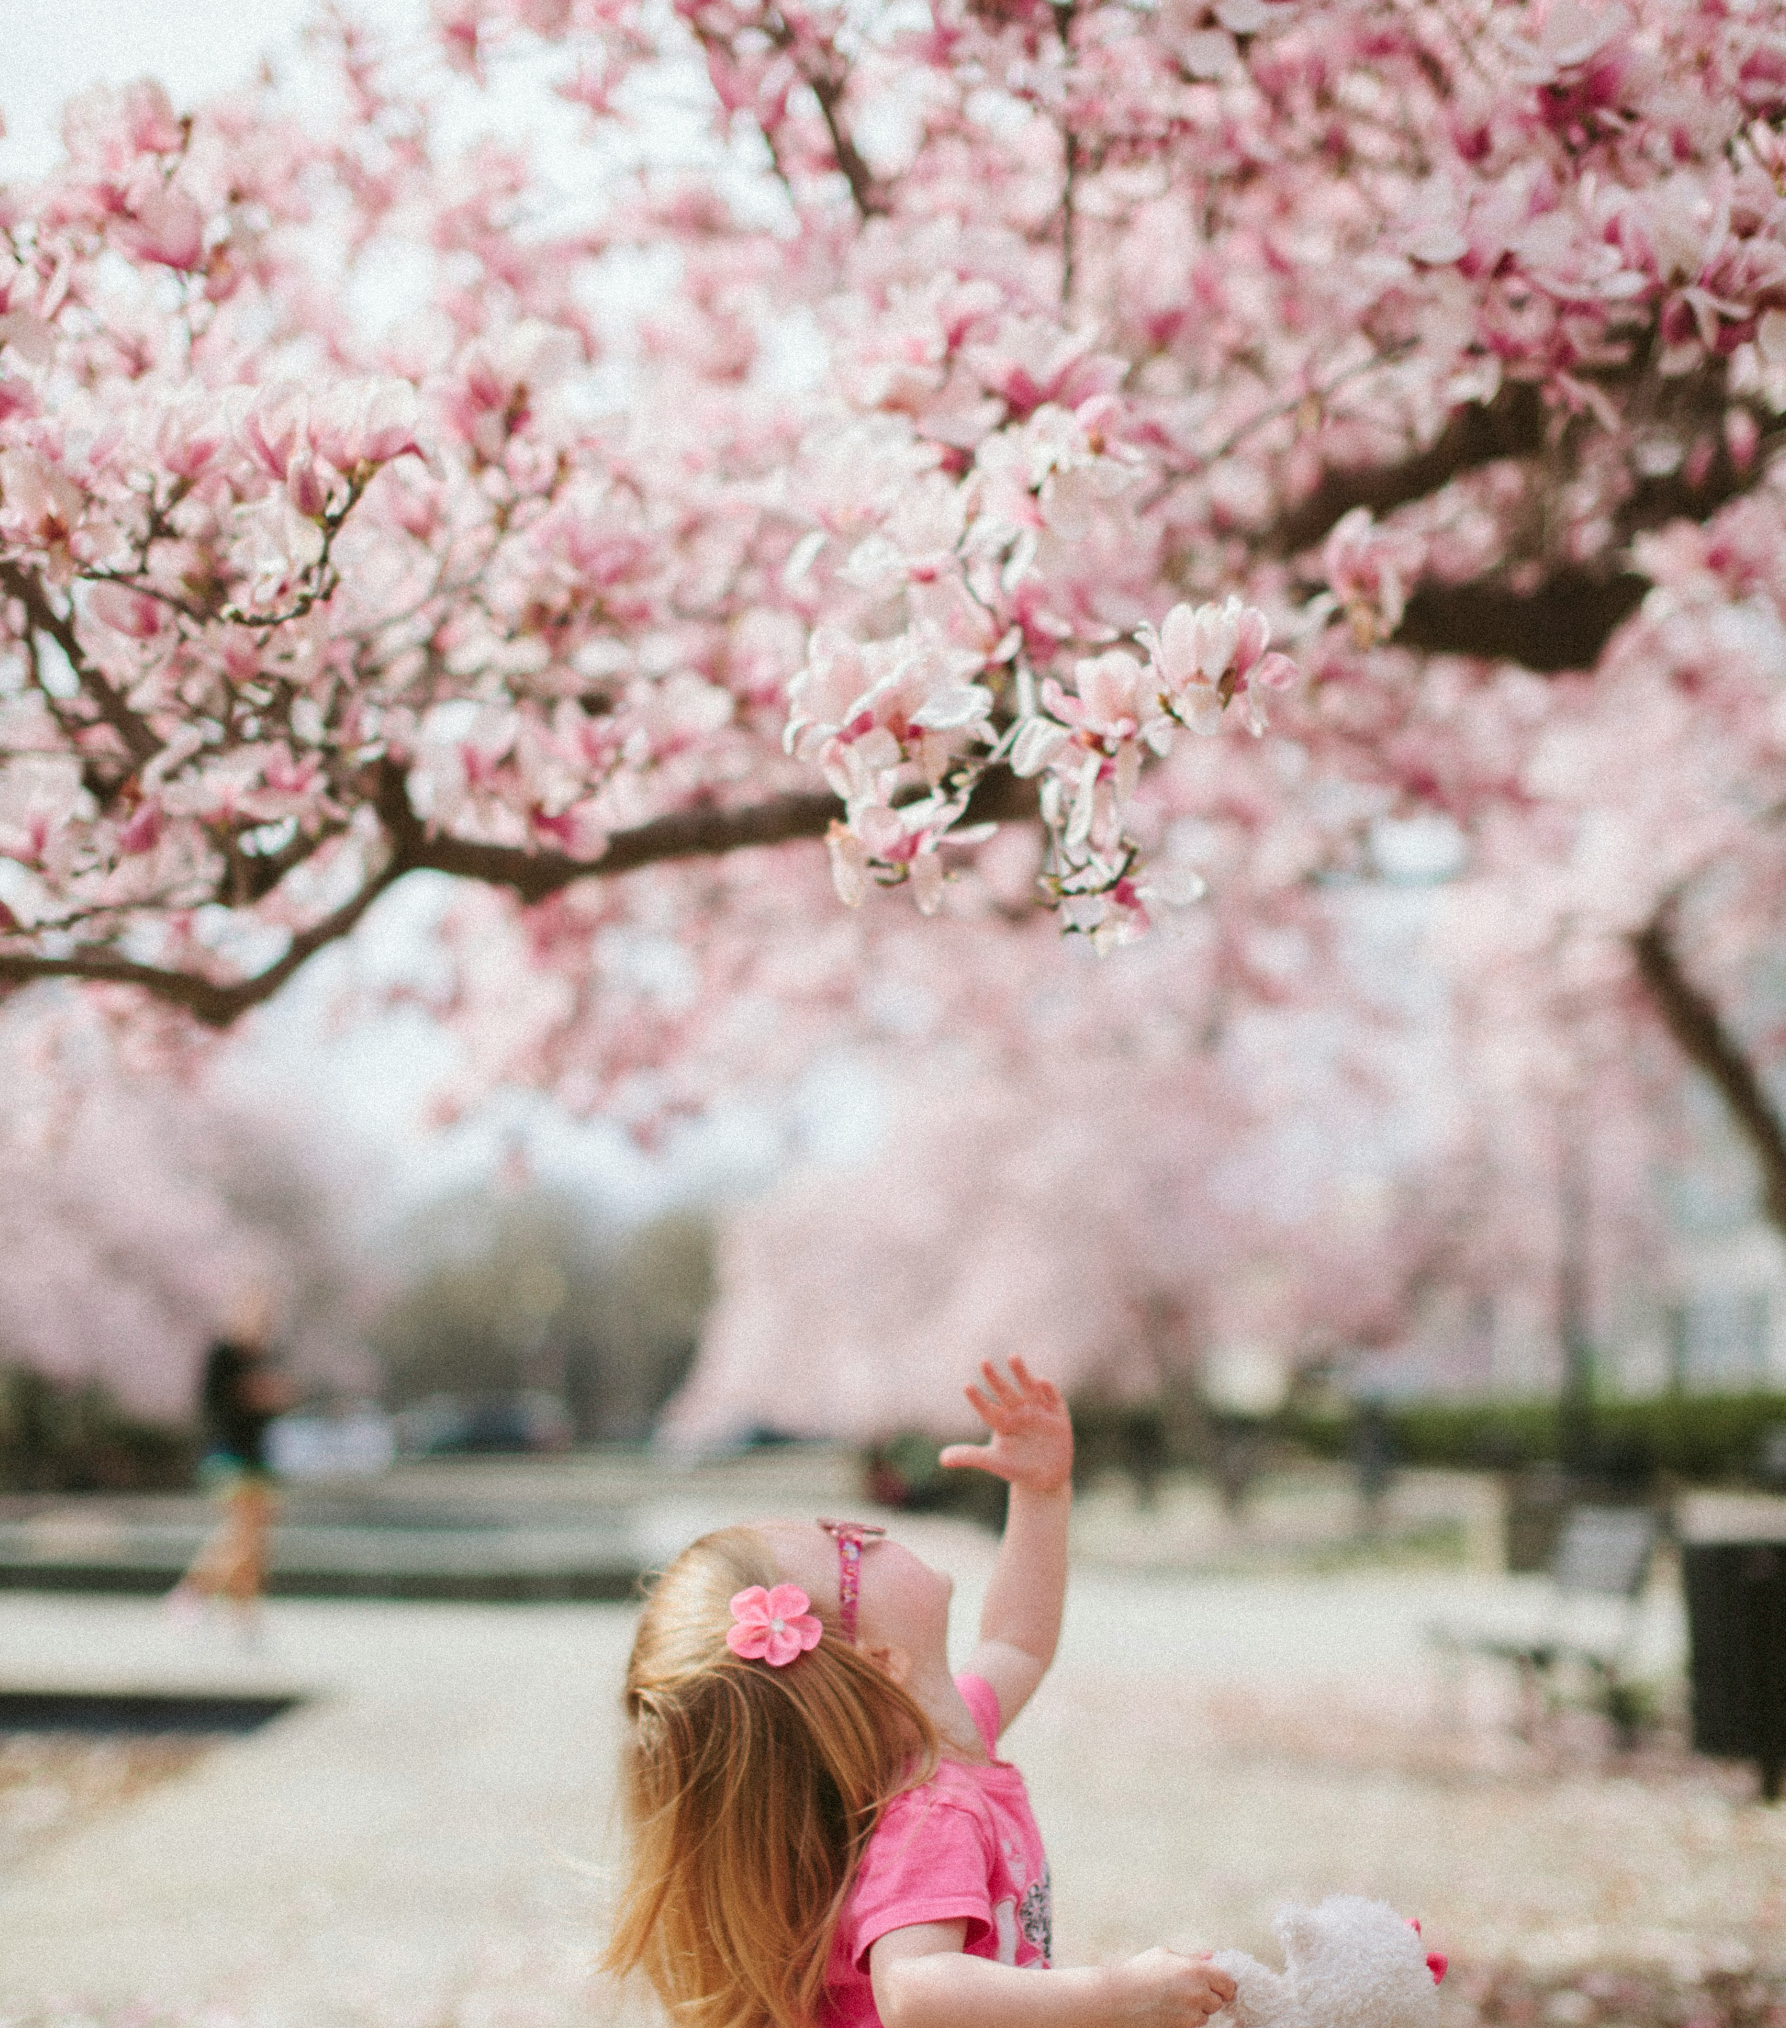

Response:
(1286, 1392), (1786, 1485)
(0, 1367), (195, 1493)
(371, 1188), (714, 1446)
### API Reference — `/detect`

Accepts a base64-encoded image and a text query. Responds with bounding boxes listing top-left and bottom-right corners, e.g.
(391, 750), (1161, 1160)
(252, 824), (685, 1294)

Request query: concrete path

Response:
(1, 1507), (1781, 2025)
(0, 1447), (874, 1600)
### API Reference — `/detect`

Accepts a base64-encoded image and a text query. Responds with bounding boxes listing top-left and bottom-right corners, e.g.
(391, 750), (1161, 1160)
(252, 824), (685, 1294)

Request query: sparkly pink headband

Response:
(818, 1517), (886, 1642)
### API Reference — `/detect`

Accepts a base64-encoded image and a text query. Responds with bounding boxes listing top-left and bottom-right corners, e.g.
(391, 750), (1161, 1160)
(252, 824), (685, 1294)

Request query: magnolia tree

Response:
(669, 872), (1700, 1444)
(0, 998), (372, 1419)
(3, 1), (1786, 1240)
(669, 1037), (1452, 1446)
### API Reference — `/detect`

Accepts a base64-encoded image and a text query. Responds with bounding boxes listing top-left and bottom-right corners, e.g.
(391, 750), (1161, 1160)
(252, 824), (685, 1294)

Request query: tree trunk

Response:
(1556, 1105), (1596, 1469)
(1631, 914), (1786, 1239)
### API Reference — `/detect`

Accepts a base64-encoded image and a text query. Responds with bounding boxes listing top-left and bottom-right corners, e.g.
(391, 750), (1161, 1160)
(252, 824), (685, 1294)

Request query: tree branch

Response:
(751, 8), (886, 220)
(1395, 569), (1648, 672)
(1632, 910), (1786, 1238)
(0, 852), (406, 1027)
(1054, 0), (1079, 309)
(1262, 382), (1548, 558)
(390, 763), (1041, 900)
(400, 788), (849, 902)
(1285, 385), (1783, 670)
(1613, 415), (1786, 544)
(802, 66), (886, 220)
(0, 766), (1041, 1026)
(1, 562), (162, 767)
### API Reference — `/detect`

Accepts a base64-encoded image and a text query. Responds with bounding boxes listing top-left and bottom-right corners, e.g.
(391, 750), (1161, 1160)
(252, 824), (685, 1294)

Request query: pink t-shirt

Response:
(820, 1674), (1052, 2028)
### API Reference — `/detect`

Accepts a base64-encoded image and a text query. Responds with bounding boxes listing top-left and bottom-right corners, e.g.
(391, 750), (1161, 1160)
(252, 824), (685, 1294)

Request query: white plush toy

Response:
(1208, 1895), (1448, 2028)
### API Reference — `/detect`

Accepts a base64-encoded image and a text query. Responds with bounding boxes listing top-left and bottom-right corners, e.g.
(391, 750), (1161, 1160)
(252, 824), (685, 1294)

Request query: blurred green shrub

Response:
(869, 1391), (1786, 1522)
(0, 1366), (196, 1492)
(1068, 1397), (1173, 1495)
(1286, 1391), (1786, 1484)
(372, 1193), (713, 1443)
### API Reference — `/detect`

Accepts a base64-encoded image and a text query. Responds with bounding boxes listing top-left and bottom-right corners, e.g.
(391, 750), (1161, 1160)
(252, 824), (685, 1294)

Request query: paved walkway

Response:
(1, 1500), (1783, 2025)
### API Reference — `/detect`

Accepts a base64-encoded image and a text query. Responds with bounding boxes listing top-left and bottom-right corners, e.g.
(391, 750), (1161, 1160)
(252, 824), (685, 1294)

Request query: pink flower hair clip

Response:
(727, 1583), (823, 1666)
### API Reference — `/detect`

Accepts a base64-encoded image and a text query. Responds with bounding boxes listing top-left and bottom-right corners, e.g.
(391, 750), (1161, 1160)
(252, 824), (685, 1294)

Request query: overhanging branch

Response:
(401, 789), (847, 902)
(381, 758), (1040, 904)
(1395, 570), (1648, 672)
(1263, 365), (1781, 675)
(0, 853), (405, 1027)
(0, 766), (1041, 1027)
(1, 562), (162, 767)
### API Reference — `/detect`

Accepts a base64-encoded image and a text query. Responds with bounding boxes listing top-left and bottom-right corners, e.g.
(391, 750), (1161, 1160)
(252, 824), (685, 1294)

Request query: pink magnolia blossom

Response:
(0, 0), (1783, 1283)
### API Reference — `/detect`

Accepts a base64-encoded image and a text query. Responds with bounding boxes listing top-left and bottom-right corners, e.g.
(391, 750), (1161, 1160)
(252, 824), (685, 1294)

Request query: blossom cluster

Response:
(0, 0), (1783, 1085)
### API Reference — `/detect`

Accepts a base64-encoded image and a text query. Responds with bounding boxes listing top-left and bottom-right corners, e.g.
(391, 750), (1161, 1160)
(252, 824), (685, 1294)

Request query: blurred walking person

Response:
(168, 1295), (292, 1636)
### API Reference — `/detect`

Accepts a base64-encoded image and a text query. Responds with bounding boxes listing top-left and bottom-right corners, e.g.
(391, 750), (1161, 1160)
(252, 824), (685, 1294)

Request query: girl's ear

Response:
(862, 1641), (912, 1687)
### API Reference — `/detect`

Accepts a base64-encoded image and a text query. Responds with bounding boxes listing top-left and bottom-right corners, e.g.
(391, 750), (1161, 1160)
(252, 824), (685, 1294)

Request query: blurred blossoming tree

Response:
(0, 1000), (370, 1423)
(3, 0), (1786, 1239)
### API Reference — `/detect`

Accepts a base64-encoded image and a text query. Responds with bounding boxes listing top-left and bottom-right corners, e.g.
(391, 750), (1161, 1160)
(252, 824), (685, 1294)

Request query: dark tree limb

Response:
(1633, 910), (1786, 1237)
(1384, 405), (1783, 668)
(802, 66), (887, 219)
(1617, 425), (1786, 541)
(0, 763), (1041, 1026)
(1260, 366), (1782, 675)
(1396, 570), (1648, 672)
(376, 754), (1038, 903)
(397, 787), (850, 903)
(752, 8), (886, 220)
(0, 852), (407, 1027)
(1262, 382), (1549, 559)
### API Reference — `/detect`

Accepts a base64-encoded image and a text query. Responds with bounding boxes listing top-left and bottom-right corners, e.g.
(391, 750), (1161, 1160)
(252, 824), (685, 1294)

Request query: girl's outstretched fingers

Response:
(940, 1357), (1075, 1491)
(963, 1357), (1059, 1428)
(1005, 1354), (1060, 1405)
(978, 1360), (1024, 1409)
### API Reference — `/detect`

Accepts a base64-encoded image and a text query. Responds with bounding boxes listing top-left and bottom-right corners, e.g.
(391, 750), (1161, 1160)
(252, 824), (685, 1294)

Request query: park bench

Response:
(1429, 1503), (1665, 1744)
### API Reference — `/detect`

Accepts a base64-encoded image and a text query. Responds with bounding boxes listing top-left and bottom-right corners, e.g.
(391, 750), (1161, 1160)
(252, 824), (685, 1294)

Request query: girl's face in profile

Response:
(763, 1521), (954, 1662)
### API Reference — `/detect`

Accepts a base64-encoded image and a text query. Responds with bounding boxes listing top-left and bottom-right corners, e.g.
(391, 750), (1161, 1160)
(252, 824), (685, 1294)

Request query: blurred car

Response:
(393, 1390), (573, 1456)
(266, 1400), (396, 1479)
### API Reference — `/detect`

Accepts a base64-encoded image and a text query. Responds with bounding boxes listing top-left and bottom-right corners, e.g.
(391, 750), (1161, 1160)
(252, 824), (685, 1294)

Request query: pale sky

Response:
(2, 0), (437, 177)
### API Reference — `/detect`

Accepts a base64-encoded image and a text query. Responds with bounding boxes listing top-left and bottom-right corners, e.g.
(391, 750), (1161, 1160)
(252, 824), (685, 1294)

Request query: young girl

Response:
(605, 1356), (1237, 2028)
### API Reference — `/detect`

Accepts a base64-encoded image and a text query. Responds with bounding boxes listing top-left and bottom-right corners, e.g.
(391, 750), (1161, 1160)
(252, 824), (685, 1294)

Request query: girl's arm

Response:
(871, 1923), (1236, 2028)
(941, 1359), (1074, 1730)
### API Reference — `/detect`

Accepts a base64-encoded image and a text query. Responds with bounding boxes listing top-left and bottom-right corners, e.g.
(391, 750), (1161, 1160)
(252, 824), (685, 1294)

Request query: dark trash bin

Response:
(1682, 1538), (1786, 1802)
(1502, 1463), (1572, 1573)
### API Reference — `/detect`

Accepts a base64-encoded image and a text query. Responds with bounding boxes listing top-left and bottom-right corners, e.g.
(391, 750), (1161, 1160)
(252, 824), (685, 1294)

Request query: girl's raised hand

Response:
(938, 1357), (1073, 1495)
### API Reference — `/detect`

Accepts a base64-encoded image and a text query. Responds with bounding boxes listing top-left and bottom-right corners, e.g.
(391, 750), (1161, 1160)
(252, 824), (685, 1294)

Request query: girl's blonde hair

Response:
(603, 1525), (938, 2028)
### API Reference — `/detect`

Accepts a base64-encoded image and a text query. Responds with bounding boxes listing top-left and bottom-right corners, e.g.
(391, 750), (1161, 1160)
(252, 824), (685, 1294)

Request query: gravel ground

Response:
(1026, 1664), (1786, 1974)
(3, 1497), (1784, 2027)
(0, 1736), (211, 1873)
